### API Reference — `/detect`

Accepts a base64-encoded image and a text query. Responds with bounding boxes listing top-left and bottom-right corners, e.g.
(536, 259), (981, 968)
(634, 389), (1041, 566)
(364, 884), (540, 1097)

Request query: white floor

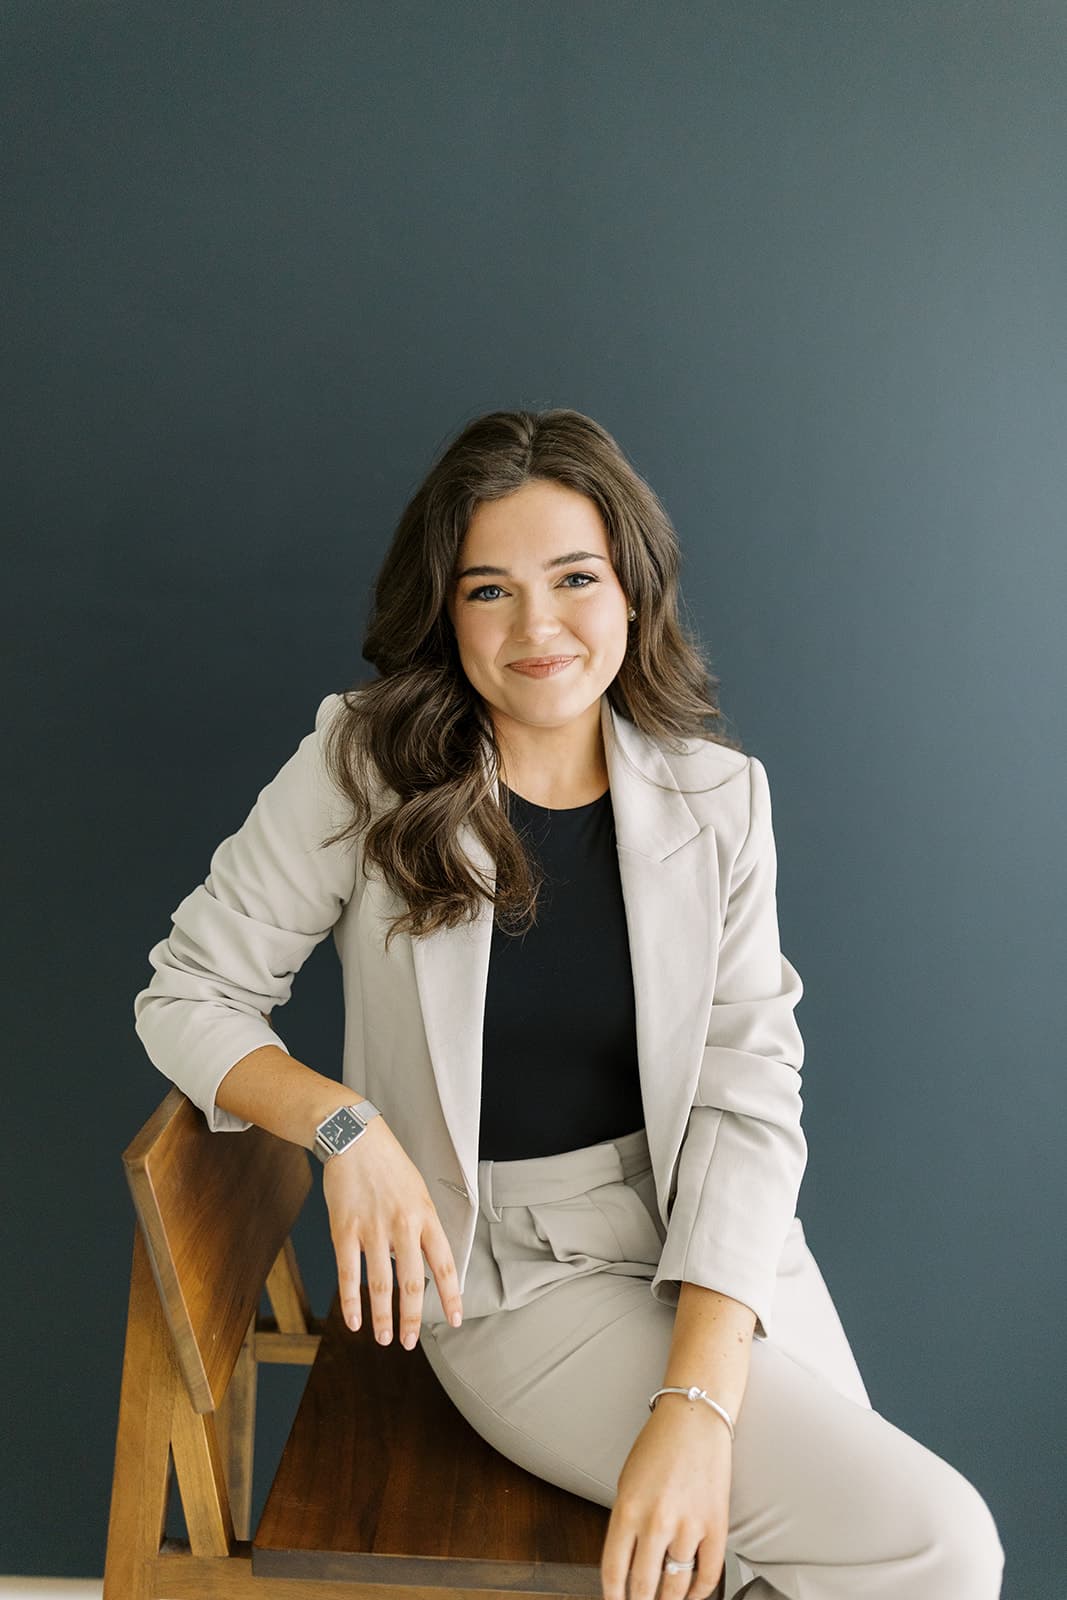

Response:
(0, 1584), (102, 1598)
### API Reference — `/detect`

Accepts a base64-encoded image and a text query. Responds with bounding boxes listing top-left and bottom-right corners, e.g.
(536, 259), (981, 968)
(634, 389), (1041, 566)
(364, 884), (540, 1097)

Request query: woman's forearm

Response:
(658, 1281), (757, 1425)
(214, 1042), (363, 1152)
(217, 1045), (752, 1426)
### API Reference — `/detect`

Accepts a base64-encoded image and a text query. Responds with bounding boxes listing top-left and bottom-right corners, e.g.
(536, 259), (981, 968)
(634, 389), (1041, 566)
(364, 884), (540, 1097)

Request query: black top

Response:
(477, 781), (646, 1160)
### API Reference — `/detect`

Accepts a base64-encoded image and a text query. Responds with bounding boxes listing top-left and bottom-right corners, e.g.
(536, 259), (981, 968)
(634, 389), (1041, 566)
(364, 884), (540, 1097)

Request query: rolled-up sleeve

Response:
(650, 754), (807, 1340)
(133, 692), (358, 1132)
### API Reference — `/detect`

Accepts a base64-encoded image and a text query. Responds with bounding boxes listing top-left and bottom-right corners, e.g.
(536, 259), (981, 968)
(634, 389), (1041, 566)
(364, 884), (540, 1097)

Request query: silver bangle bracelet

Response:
(648, 1385), (736, 1441)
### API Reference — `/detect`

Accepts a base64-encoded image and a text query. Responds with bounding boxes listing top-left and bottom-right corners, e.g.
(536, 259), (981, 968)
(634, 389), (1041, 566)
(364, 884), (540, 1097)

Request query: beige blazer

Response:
(134, 691), (807, 1340)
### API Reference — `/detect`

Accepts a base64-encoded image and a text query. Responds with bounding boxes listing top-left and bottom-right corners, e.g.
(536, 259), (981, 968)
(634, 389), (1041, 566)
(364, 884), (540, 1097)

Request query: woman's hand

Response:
(601, 1398), (733, 1600)
(322, 1115), (464, 1347)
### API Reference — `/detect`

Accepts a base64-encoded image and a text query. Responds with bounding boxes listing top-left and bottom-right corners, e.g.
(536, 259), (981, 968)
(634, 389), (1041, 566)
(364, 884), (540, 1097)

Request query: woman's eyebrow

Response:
(454, 550), (607, 581)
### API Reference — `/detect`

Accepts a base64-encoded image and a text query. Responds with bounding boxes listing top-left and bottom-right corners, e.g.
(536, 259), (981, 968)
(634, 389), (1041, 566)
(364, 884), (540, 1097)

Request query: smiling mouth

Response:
(507, 656), (578, 676)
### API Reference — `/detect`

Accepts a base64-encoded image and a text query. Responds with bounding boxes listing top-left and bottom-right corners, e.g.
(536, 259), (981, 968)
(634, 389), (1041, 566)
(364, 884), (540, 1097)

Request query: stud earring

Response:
(627, 606), (637, 621)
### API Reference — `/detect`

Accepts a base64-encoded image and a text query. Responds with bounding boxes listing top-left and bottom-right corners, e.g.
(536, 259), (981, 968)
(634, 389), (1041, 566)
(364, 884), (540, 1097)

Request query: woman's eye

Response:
(466, 573), (598, 602)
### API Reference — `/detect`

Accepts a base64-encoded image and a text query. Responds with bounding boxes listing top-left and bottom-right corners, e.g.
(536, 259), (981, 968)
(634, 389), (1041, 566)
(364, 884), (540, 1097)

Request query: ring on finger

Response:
(662, 1552), (697, 1575)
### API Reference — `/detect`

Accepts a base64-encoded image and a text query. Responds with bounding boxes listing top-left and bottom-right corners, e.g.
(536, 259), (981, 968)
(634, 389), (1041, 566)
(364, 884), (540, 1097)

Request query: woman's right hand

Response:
(321, 1114), (463, 1348)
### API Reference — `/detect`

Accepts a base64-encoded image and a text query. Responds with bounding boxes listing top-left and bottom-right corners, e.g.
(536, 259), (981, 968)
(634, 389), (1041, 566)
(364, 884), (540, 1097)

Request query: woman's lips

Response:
(506, 656), (577, 678)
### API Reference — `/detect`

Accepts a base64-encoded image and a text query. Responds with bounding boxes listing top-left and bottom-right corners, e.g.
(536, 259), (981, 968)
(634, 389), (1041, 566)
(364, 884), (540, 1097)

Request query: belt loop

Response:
(614, 1125), (652, 1183)
(479, 1159), (504, 1223)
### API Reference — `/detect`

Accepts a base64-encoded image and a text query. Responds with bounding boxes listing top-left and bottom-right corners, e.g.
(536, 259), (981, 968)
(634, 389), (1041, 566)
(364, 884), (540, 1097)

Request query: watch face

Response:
(323, 1107), (361, 1148)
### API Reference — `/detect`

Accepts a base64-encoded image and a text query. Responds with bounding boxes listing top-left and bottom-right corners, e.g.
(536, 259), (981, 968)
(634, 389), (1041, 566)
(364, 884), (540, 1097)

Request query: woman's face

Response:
(445, 478), (631, 737)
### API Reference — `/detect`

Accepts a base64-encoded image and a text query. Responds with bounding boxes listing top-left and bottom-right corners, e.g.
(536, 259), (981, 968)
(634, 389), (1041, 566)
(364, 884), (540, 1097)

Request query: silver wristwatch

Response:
(313, 1100), (382, 1164)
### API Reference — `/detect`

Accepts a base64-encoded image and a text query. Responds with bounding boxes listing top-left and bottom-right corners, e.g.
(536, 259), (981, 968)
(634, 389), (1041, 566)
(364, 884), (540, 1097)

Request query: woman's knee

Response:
(914, 1460), (1005, 1598)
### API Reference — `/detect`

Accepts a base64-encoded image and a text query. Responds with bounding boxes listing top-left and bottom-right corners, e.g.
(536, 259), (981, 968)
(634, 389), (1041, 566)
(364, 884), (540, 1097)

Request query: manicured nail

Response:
(450, 1311), (462, 1327)
(377, 1328), (392, 1344)
(402, 1331), (416, 1349)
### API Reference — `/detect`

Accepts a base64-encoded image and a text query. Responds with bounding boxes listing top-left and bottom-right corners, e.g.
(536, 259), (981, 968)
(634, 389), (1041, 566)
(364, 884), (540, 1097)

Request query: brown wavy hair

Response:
(319, 407), (744, 948)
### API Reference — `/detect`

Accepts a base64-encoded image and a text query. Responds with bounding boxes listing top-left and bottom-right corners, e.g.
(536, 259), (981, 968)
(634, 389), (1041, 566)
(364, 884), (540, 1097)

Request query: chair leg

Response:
(102, 1226), (179, 1600)
(169, 1384), (234, 1556)
(266, 1234), (314, 1333)
(214, 1309), (257, 1540)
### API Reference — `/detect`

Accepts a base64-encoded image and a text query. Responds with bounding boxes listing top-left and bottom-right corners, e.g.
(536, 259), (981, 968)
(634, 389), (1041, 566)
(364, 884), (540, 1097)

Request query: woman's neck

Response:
(493, 699), (608, 809)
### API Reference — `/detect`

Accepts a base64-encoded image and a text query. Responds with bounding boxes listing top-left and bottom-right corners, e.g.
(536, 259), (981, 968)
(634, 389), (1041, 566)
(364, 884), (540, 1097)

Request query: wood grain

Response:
(102, 1225), (178, 1600)
(213, 1310), (257, 1540)
(170, 1387), (233, 1557)
(122, 1088), (311, 1412)
(254, 1284), (609, 1589)
(265, 1236), (313, 1333)
(153, 1541), (605, 1599)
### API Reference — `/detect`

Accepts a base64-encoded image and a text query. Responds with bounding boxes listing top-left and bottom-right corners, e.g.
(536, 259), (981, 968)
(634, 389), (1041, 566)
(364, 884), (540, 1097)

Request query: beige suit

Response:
(135, 689), (807, 1341)
(133, 688), (1006, 1597)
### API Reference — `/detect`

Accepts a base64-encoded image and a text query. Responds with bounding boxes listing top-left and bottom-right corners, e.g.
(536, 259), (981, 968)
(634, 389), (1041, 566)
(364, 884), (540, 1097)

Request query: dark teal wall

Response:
(4, 3), (1063, 1592)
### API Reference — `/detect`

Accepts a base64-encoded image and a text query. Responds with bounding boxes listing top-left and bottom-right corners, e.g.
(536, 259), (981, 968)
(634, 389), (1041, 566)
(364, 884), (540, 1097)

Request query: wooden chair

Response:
(103, 1085), (737, 1599)
(102, 1085), (617, 1598)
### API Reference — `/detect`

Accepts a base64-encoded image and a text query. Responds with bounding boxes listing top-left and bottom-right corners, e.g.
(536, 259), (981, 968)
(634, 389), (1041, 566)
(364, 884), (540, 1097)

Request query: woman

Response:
(134, 408), (1004, 1600)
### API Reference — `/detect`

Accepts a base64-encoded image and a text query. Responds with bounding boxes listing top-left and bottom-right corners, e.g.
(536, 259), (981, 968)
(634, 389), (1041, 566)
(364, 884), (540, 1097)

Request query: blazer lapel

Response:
(606, 699), (721, 1226)
(410, 695), (721, 1220)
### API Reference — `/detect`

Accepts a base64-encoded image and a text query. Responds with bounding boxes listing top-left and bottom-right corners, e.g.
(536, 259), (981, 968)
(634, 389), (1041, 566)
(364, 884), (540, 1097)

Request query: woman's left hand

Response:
(600, 1398), (733, 1600)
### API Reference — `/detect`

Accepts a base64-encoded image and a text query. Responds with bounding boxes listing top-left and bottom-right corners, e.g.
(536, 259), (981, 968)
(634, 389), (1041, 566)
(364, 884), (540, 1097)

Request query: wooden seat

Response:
(102, 1086), (617, 1599)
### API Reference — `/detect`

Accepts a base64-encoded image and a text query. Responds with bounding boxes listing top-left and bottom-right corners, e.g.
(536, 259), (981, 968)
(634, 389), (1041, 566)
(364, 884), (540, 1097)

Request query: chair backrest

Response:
(121, 1085), (311, 1413)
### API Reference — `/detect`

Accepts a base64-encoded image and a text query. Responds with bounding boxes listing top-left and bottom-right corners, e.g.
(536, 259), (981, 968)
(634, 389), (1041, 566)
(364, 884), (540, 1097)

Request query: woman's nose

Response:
(512, 595), (563, 640)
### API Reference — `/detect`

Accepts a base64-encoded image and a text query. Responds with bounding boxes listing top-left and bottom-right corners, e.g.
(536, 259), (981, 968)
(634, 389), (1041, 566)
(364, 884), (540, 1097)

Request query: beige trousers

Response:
(419, 1127), (1004, 1600)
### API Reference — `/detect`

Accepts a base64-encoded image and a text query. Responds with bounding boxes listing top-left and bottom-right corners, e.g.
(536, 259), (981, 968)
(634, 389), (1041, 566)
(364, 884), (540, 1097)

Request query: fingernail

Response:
(377, 1329), (392, 1345)
(450, 1311), (462, 1327)
(401, 1331), (416, 1349)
